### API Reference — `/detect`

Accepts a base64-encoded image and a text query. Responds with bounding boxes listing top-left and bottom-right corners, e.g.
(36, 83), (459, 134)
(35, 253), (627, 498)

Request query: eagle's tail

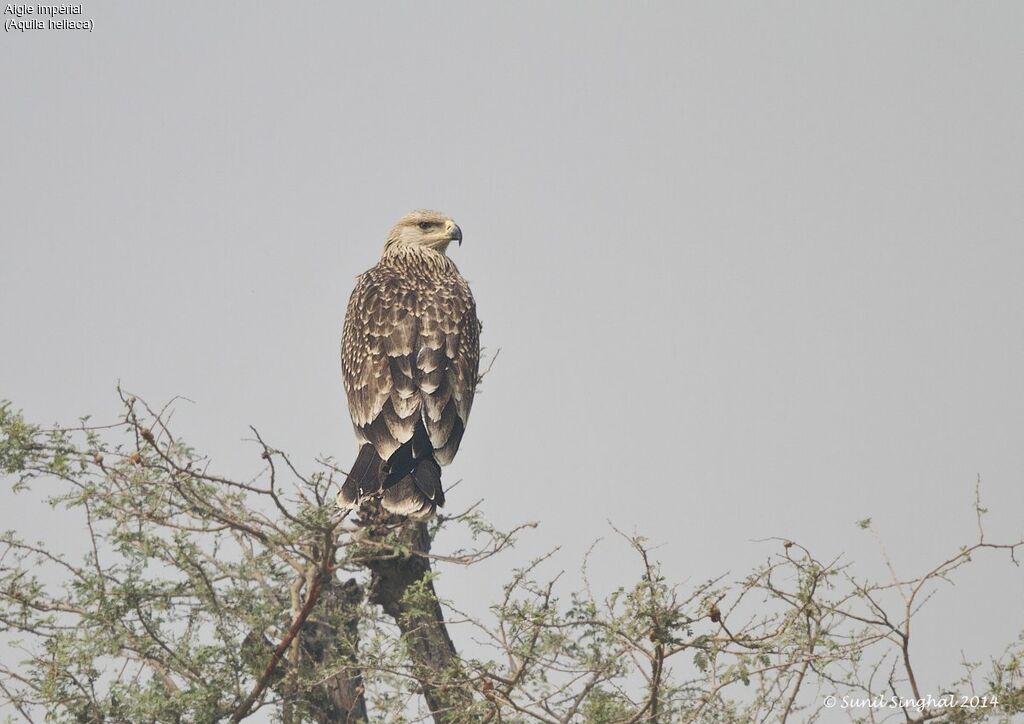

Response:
(336, 441), (444, 520)
(383, 458), (444, 519)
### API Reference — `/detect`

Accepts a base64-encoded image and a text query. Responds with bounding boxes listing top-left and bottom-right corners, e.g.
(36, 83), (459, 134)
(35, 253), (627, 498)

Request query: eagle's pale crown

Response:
(384, 210), (462, 254)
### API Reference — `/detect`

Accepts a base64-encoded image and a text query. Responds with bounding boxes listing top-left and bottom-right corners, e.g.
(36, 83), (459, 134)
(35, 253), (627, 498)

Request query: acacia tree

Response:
(0, 393), (1022, 723)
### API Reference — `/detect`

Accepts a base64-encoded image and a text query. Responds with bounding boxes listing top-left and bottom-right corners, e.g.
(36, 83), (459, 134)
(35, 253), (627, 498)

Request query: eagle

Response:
(337, 210), (481, 519)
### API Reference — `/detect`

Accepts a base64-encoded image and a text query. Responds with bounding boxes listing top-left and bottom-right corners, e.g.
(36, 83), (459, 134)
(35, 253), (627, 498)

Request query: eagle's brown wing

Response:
(341, 263), (480, 467)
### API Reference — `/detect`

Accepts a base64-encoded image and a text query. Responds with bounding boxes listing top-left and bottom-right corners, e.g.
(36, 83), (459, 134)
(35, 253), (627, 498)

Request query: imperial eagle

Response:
(337, 210), (481, 519)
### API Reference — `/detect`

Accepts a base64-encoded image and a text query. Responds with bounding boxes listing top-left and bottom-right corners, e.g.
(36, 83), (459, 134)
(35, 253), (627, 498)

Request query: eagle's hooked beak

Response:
(446, 221), (463, 246)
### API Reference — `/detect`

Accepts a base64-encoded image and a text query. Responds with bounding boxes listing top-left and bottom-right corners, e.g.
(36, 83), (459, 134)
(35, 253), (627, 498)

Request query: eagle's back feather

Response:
(341, 245), (480, 515)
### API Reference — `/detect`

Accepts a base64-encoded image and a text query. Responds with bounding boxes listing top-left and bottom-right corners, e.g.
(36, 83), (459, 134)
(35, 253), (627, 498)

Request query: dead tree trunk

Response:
(241, 574), (368, 723)
(355, 513), (474, 723)
(301, 577), (369, 723)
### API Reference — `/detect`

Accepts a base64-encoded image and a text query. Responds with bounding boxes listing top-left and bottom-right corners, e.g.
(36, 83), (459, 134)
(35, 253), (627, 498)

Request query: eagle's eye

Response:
(418, 221), (434, 230)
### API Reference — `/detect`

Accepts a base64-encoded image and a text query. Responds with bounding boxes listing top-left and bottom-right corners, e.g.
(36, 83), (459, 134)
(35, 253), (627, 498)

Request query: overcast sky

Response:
(3, 2), (1023, 720)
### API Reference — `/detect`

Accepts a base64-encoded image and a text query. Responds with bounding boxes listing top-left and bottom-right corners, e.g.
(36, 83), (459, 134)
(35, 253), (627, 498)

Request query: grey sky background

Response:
(3, 2), (1023, 719)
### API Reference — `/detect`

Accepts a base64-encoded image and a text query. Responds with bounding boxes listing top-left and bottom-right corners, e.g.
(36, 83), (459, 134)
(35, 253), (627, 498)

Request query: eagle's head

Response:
(384, 210), (462, 255)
